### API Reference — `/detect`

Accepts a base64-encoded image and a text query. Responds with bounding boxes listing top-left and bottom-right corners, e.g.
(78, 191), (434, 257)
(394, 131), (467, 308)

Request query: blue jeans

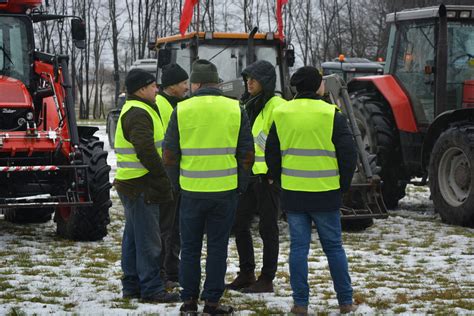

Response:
(119, 192), (164, 298)
(287, 210), (353, 307)
(179, 193), (237, 303)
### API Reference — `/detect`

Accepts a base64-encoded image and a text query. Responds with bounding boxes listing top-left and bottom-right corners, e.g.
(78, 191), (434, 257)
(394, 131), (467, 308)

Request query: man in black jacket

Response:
(163, 59), (254, 314)
(227, 60), (285, 293)
(265, 66), (358, 314)
(114, 69), (180, 303)
(156, 63), (189, 289)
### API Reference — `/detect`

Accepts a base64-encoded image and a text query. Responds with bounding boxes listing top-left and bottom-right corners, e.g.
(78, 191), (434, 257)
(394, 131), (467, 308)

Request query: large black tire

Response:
(429, 125), (474, 227)
(351, 93), (407, 209)
(107, 115), (117, 149)
(55, 138), (112, 241)
(4, 208), (53, 223)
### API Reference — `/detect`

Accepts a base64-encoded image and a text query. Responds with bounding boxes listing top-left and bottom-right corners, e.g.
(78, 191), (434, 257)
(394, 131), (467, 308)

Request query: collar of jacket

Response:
(192, 87), (223, 97)
(127, 95), (161, 117)
(294, 91), (322, 100)
(159, 91), (183, 108)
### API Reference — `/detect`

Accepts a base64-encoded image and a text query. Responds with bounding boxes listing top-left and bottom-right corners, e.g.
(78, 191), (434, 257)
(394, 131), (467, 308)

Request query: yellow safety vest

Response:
(156, 94), (174, 131)
(177, 95), (241, 192)
(251, 95), (287, 174)
(115, 99), (164, 180)
(273, 98), (340, 192)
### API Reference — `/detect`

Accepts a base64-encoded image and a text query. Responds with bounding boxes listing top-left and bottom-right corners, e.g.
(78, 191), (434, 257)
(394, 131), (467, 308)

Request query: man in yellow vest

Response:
(265, 66), (358, 314)
(227, 60), (286, 293)
(114, 68), (180, 303)
(163, 59), (254, 314)
(156, 63), (188, 290)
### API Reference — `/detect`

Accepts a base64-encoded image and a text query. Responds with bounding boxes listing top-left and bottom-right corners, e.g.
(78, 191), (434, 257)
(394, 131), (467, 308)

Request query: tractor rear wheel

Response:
(351, 93), (407, 209)
(55, 138), (112, 240)
(4, 208), (53, 223)
(429, 125), (474, 227)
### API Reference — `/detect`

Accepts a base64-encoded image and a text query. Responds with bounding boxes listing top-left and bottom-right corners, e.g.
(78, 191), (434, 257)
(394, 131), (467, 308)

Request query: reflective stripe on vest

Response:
(273, 98), (340, 192)
(156, 94), (174, 130)
(177, 95), (241, 192)
(115, 99), (165, 180)
(251, 96), (286, 175)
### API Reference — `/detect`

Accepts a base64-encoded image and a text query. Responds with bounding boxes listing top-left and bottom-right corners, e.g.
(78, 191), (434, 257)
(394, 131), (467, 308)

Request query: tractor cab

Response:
(384, 5), (474, 126)
(153, 31), (295, 100)
(0, 15), (33, 87)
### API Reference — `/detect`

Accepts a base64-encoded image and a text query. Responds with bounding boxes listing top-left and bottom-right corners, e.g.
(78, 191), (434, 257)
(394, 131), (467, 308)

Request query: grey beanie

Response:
(190, 59), (219, 84)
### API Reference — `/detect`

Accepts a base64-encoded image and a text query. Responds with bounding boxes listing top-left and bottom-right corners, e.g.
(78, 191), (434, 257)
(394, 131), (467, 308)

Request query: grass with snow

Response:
(0, 126), (472, 314)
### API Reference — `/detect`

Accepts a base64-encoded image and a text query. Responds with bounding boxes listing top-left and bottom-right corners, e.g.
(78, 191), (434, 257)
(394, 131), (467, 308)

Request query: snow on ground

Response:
(0, 124), (473, 315)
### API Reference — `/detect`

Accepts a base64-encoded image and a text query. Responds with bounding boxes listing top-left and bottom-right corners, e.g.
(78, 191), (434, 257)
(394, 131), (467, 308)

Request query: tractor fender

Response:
(421, 108), (474, 170)
(348, 75), (418, 133)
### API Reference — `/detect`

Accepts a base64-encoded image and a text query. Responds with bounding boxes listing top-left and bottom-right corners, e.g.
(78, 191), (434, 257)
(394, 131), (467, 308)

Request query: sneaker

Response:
(290, 305), (308, 315)
(203, 302), (234, 315)
(141, 291), (181, 303)
(340, 304), (358, 314)
(180, 299), (198, 315)
(165, 280), (180, 290)
(226, 271), (256, 291)
(241, 275), (273, 293)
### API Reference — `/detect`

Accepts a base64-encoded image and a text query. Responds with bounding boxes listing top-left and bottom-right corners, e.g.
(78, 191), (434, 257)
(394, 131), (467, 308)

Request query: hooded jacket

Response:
(241, 60), (277, 127)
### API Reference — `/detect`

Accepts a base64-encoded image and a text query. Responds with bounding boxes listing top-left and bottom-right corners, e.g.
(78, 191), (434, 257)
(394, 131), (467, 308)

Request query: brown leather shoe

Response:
(226, 271), (256, 290)
(340, 304), (358, 314)
(290, 305), (308, 315)
(240, 275), (273, 293)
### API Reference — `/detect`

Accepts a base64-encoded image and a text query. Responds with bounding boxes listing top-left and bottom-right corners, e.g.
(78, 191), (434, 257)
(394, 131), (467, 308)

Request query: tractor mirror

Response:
(158, 49), (172, 68)
(71, 18), (86, 49)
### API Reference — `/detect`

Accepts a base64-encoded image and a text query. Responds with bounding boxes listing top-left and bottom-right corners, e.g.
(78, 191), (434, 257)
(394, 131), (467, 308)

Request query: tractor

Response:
(0, 0), (112, 240)
(151, 29), (388, 230)
(349, 4), (474, 227)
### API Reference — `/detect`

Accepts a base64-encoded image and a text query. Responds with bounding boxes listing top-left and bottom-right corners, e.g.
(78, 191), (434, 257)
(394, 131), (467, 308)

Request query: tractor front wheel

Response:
(55, 138), (112, 240)
(351, 93), (407, 209)
(429, 126), (474, 227)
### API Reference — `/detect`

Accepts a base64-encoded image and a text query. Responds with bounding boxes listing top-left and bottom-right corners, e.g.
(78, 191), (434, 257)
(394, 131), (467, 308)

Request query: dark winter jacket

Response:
(265, 91), (358, 212)
(158, 90), (184, 108)
(162, 87), (255, 199)
(113, 95), (173, 204)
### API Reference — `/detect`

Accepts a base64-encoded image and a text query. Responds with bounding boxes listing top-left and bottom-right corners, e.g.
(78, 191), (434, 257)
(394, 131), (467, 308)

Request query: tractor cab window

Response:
(447, 22), (474, 110)
(394, 21), (436, 125)
(0, 17), (30, 86)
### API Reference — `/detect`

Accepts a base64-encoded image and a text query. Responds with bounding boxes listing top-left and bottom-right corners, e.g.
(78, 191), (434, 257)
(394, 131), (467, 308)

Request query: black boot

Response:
(241, 275), (274, 293)
(225, 271), (256, 290)
(180, 299), (198, 315)
(203, 301), (234, 315)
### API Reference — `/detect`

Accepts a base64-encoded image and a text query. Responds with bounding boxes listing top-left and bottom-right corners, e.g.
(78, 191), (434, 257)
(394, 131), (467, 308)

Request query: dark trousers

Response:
(233, 179), (280, 280)
(179, 193), (237, 303)
(159, 193), (181, 282)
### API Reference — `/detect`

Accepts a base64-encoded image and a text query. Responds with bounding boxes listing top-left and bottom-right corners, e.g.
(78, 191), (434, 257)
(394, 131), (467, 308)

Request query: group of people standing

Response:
(113, 57), (359, 315)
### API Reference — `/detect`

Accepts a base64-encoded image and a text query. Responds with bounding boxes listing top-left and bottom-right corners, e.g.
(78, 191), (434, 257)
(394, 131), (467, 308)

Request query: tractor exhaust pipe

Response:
(435, 4), (448, 116)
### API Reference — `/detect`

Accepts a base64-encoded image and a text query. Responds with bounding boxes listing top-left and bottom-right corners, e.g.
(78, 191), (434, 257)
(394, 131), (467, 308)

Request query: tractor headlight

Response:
(460, 11), (471, 19)
(26, 112), (34, 120)
(447, 11), (457, 18)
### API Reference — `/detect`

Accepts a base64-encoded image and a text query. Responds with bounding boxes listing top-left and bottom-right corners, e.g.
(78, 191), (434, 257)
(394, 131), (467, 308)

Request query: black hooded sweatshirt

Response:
(241, 60), (277, 127)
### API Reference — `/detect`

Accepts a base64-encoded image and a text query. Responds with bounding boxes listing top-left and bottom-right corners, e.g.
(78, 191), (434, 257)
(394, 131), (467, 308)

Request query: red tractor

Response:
(350, 5), (474, 227)
(0, 0), (111, 240)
